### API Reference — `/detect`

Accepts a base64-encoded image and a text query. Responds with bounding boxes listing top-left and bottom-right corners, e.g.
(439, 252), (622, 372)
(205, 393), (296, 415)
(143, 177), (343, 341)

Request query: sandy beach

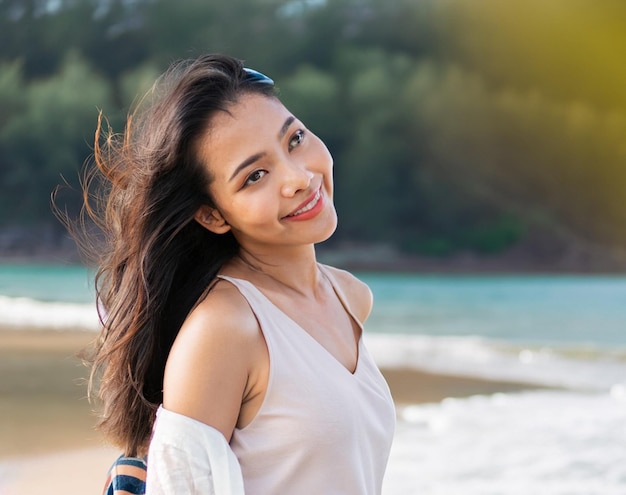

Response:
(0, 328), (539, 494)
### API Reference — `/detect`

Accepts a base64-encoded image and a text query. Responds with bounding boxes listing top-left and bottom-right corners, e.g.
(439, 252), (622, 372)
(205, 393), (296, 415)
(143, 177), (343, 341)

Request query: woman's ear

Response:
(194, 205), (231, 234)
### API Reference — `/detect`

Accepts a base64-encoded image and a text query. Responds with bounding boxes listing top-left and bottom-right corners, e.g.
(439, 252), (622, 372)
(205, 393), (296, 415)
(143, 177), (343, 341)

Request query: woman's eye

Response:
(244, 169), (267, 186)
(288, 129), (305, 151)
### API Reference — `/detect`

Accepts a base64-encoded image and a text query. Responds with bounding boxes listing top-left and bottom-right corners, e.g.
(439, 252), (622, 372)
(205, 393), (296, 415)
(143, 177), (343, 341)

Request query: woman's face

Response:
(195, 93), (337, 254)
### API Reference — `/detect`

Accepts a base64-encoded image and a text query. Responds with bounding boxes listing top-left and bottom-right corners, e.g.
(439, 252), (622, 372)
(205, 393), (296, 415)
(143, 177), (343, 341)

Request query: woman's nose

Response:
(280, 162), (314, 197)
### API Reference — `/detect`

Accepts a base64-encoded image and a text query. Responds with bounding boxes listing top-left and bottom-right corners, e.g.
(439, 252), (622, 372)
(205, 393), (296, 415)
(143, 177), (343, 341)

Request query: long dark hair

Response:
(68, 54), (275, 456)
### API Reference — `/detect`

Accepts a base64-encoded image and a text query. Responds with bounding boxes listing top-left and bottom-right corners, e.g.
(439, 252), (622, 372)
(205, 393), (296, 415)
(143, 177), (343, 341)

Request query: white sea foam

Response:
(0, 295), (99, 330)
(383, 390), (626, 495)
(364, 333), (626, 392)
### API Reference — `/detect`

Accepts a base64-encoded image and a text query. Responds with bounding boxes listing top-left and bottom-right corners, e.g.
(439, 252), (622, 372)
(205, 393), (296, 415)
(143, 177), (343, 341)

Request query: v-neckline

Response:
(218, 268), (362, 376)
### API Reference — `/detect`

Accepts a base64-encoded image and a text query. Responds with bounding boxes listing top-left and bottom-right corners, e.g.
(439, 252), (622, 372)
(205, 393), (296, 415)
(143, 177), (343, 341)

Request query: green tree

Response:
(0, 53), (113, 224)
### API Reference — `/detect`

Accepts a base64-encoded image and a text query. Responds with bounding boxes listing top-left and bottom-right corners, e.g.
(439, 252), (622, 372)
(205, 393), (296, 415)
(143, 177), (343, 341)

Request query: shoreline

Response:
(0, 328), (545, 494)
(0, 328), (544, 460)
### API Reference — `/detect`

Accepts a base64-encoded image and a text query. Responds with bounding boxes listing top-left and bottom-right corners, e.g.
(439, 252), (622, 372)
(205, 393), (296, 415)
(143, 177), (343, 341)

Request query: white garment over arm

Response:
(146, 406), (245, 495)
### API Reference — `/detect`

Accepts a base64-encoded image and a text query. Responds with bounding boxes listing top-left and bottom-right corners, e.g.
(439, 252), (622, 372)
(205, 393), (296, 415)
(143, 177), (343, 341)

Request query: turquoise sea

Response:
(1, 264), (625, 494)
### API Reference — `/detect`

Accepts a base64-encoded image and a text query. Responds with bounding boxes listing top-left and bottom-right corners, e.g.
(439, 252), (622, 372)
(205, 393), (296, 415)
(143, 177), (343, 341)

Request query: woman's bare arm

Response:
(162, 282), (265, 441)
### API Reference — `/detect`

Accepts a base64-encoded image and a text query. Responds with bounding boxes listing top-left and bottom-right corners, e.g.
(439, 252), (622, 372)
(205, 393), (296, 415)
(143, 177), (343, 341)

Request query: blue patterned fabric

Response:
(103, 455), (147, 495)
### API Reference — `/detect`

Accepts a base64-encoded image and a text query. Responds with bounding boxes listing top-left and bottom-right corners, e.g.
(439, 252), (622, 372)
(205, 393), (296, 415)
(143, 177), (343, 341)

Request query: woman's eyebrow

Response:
(228, 116), (296, 183)
(229, 152), (265, 182)
(278, 116), (295, 139)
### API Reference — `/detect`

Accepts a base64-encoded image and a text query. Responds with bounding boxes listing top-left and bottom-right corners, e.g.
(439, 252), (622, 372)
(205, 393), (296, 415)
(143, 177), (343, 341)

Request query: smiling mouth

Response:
(286, 188), (322, 217)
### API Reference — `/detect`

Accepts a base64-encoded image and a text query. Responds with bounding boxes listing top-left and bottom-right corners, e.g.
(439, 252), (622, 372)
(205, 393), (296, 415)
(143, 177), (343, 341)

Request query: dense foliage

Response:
(2, 0), (626, 259)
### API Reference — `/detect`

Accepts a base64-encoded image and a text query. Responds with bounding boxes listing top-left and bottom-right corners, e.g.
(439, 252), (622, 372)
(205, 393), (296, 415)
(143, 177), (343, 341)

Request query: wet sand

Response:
(0, 328), (540, 494)
(0, 329), (100, 459)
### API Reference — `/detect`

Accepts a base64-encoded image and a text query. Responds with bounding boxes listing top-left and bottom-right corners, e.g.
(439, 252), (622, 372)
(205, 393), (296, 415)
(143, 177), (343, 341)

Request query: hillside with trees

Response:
(1, 0), (625, 270)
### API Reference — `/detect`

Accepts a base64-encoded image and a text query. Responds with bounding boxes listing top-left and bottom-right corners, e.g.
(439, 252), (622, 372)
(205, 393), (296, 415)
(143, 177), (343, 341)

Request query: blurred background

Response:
(1, 1), (626, 494)
(1, 0), (626, 269)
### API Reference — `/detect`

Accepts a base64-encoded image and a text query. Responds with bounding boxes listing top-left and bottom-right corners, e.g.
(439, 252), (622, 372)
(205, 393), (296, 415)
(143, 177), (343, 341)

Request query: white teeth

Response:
(289, 190), (321, 216)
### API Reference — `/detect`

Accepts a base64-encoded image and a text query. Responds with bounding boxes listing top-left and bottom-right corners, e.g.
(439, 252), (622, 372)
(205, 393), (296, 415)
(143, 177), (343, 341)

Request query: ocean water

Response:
(1, 264), (625, 494)
(0, 264), (97, 329)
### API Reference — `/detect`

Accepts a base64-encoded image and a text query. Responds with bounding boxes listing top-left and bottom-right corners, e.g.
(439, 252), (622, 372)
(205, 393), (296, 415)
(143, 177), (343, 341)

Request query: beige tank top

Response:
(218, 265), (395, 495)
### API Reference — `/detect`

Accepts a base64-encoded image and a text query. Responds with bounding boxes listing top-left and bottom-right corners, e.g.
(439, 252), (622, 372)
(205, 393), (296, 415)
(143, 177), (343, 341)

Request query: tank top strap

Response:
(214, 274), (268, 313)
(317, 263), (363, 331)
(214, 273), (297, 337)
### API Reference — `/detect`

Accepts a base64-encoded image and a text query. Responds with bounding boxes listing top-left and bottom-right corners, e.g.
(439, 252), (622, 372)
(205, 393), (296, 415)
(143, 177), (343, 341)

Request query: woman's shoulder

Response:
(319, 264), (373, 323)
(180, 278), (259, 346)
(163, 279), (265, 438)
(165, 279), (262, 392)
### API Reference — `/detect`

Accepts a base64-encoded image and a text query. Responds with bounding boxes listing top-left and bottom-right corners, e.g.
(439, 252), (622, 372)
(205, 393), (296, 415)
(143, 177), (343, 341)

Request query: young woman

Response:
(82, 54), (395, 494)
